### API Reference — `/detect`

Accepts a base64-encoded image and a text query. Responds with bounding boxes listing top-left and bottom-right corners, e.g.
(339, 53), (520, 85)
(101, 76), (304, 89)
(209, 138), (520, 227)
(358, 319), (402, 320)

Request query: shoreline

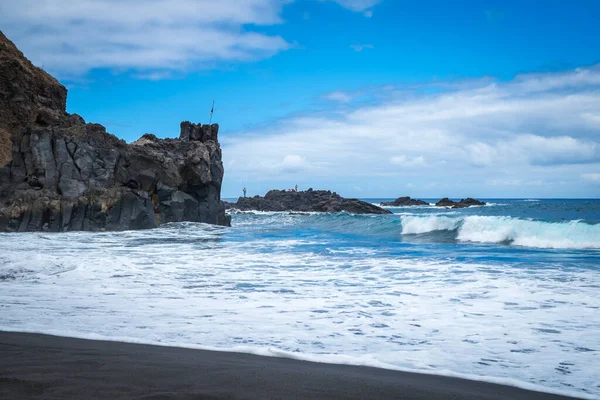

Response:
(0, 331), (582, 400)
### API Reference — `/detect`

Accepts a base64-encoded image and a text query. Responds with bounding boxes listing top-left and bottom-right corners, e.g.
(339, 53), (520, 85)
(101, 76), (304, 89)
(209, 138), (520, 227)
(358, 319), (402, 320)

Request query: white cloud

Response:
(350, 44), (375, 52)
(133, 71), (174, 81)
(390, 155), (426, 167)
(322, 90), (356, 103)
(327, 0), (381, 12)
(467, 142), (497, 167)
(468, 135), (598, 167)
(280, 155), (308, 173)
(0, 0), (291, 78)
(581, 173), (600, 182)
(486, 179), (545, 187)
(509, 66), (600, 94)
(510, 135), (598, 166)
(223, 64), (600, 197)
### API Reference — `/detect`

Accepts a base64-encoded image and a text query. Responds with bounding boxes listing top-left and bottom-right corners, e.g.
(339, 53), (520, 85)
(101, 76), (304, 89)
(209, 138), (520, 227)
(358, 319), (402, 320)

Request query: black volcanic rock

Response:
(0, 31), (230, 232)
(435, 197), (486, 208)
(229, 189), (392, 214)
(0, 31), (67, 169)
(457, 197), (486, 207)
(381, 196), (428, 207)
(435, 198), (456, 207)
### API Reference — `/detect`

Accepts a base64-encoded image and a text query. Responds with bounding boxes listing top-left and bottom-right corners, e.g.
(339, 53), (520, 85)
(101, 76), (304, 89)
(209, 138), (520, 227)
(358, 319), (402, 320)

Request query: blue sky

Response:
(1, 0), (599, 198)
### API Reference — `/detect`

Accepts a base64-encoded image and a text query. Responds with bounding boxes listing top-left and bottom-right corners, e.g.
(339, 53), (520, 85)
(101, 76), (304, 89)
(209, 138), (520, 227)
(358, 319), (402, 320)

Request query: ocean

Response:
(1, 199), (599, 398)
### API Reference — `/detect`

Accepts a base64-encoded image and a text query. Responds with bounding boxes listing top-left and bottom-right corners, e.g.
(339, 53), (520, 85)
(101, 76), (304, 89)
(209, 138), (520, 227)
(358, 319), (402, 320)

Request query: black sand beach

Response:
(0, 332), (578, 400)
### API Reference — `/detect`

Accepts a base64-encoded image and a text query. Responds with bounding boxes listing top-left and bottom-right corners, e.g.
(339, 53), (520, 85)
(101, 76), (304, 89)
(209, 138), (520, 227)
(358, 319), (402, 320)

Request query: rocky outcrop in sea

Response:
(0, 31), (229, 231)
(381, 197), (428, 207)
(227, 189), (392, 214)
(435, 197), (486, 208)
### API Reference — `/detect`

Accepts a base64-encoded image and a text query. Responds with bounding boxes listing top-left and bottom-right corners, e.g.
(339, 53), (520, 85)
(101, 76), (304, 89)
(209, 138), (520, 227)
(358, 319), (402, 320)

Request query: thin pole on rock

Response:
(209, 101), (215, 124)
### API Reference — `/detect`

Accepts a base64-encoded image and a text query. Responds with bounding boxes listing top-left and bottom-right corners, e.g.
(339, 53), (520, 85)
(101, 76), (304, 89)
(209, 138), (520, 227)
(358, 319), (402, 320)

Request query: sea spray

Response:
(400, 215), (461, 235)
(400, 215), (600, 249)
(272, 212), (600, 249)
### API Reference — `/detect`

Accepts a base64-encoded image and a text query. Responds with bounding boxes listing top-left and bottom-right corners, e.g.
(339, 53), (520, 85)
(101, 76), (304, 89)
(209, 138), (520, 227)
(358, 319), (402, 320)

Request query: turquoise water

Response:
(227, 198), (600, 251)
(1, 199), (599, 398)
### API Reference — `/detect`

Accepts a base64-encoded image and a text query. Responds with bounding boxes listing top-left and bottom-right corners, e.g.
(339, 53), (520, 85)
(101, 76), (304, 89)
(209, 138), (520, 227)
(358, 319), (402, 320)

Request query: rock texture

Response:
(228, 189), (392, 214)
(457, 198), (486, 207)
(0, 31), (229, 232)
(435, 198), (456, 207)
(381, 196), (428, 207)
(435, 198), (486, 208)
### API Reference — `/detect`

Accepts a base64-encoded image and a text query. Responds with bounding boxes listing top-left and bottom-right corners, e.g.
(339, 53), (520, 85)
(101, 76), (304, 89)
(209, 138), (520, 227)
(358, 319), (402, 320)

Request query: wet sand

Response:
(0, 331), (578, 399)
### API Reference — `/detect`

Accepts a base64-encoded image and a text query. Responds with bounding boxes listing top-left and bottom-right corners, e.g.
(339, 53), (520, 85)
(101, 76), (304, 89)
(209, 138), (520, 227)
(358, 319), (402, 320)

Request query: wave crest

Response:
(400, 215), (600, 249)
(401, 215), (461, 234)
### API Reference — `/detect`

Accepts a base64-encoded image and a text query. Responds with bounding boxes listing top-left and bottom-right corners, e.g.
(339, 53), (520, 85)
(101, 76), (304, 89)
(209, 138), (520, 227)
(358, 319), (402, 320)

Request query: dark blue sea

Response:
(1, 199), (599, 398)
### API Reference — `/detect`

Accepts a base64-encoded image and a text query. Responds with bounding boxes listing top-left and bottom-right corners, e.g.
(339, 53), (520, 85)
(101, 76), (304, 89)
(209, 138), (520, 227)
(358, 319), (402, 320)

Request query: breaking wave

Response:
(400, 215), (600, 249)
(256, 212), (600, 250)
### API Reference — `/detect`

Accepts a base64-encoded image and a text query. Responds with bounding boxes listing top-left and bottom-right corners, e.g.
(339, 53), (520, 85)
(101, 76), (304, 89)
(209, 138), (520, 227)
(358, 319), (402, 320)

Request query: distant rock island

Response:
(381, 197), (429, 206)
(0, 31), (229, 232)
(226, 189), (392, 214)
(435, 198), (486, 208)
(379, 196), (486, 208)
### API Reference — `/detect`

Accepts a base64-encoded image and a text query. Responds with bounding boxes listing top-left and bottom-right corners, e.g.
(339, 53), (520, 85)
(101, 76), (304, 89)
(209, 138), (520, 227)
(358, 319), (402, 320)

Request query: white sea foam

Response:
(0, 327), (593, 400)
(0, 223), (599, 398)
(400, 215), (600, 249)
(400, 215), (461, 234)
(375, 203), (440, 210)
(381, 202), (503, 209)
(227, 209), (321, 216)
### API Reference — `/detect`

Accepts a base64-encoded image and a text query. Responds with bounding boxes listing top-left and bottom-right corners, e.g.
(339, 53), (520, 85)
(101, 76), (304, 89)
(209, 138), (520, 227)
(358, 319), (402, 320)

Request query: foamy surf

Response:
(400, 215), (600, 249)
(1, 199), (599, 399)
(0, 327), (594, 400)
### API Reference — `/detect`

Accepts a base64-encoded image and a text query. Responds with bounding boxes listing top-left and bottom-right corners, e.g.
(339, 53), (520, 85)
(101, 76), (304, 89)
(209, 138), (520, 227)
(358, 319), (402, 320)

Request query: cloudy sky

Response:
(1, 0), (599, 198)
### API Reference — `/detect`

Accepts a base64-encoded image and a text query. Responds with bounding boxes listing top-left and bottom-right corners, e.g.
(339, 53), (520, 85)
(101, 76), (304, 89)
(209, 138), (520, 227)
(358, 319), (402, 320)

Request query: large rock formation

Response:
(381, 196), (428, 207)
(228, 189), (392, 214)
(0, 31), (229, 231)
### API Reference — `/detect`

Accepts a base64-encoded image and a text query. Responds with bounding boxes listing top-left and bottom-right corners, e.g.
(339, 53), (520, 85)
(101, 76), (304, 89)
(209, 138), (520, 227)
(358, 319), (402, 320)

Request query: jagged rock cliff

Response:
(0, 31), (230, 231)
(227, 189), (392, 214)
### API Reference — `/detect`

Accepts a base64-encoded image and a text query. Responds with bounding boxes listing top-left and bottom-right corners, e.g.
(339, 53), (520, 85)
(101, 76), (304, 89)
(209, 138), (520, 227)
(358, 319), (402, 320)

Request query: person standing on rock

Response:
(243, 187), (247, 198)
